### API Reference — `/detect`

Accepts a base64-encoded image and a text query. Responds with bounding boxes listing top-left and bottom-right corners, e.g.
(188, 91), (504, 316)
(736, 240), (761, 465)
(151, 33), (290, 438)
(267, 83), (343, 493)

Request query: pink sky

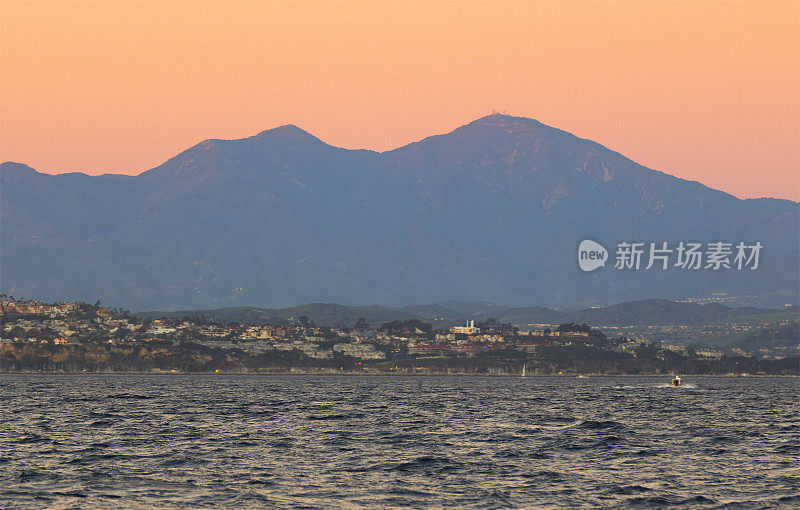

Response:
(1, 1), (798, 200)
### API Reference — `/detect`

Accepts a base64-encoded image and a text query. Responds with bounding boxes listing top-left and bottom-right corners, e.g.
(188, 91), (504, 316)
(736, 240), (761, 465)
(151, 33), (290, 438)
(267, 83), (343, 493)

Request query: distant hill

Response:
(3, 114), (798, 309)
(135, 306), (283, 325)
(135, 303), (417, 326)
(278, 303), (416, 326)
(135, 299), (796, 328)
(687, 321), (800, 352)
(505, 300), (776, 327)
(718, 306), (799, 326)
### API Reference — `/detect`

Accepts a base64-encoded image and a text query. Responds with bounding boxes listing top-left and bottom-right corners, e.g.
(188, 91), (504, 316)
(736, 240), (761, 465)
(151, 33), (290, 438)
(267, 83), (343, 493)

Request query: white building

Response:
(451, 320), (480, 335)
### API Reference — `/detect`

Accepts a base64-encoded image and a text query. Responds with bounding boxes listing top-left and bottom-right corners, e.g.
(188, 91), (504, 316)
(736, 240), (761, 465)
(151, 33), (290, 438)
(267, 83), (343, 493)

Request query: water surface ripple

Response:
(1, 375), (798, 509)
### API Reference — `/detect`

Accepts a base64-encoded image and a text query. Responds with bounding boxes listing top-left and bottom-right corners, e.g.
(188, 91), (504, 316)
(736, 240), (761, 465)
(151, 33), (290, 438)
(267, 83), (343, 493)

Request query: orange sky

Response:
(1, 1), (798, 200)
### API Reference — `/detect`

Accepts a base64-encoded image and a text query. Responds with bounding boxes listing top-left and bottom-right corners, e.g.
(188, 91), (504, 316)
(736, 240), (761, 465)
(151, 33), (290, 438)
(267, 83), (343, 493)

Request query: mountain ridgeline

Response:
(134, 299), (798, 329)
(2, 115), (798, 310)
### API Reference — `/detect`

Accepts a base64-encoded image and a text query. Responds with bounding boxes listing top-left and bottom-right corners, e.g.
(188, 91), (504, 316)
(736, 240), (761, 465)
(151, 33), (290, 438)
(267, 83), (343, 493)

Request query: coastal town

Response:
(1, 297), (796, 375)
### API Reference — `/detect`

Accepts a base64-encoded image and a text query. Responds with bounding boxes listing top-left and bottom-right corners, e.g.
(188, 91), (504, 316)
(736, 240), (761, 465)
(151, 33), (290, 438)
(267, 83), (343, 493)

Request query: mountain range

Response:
(2, 114), (798, 310)
(135, 299), (798, 329)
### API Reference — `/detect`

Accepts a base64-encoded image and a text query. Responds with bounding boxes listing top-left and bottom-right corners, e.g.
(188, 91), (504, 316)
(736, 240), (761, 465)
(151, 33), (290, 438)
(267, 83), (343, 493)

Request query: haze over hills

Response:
(2, 114), (798, 310)
(134, 299), (798, 329)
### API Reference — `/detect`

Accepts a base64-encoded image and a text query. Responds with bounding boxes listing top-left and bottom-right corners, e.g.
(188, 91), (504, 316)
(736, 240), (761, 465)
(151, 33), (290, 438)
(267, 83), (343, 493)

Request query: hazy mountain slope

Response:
(135, 303), (417, 326)
(2, 114), (797, 309)
(374, 116), (797, 307)
(133, 299), (790, 329)
(687, 321), (800, 352)
(493, 299), (786, 327)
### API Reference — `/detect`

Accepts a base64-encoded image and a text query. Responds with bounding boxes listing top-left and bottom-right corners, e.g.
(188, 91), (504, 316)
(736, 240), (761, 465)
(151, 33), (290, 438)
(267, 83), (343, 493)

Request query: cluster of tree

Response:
(556, 323), (592, 333)
(476, 318), (518, 335)
(380, 345), (798, 375)
(378, 319), (432, 335)
(2, 336), (796, 375)
(0, 340), (363, 373)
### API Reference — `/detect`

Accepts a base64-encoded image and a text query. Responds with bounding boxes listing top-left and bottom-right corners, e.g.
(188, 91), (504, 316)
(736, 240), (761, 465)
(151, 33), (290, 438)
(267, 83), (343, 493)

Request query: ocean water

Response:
(1, 375), (798, 509)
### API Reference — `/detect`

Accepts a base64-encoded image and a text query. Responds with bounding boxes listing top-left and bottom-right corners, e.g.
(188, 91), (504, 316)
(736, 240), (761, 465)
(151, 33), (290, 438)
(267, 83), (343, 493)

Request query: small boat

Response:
(670, 375), (683, 387)
(521, 364), (527, 378)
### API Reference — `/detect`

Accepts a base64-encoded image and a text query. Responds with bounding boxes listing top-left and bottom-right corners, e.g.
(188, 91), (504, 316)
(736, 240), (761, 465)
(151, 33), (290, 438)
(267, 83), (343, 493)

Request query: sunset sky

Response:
(1, 1), (798, 200)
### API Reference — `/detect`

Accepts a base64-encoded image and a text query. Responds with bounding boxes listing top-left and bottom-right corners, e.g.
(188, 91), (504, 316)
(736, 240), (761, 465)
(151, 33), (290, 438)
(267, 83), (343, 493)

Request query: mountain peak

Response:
(0, 161), (40, 181)
(0, 161), (38, 173)
(422, 113), (560, 145)
(468, 113), (544, 129)
(3, 116), (797, 310)
(250, 124), (322, 143)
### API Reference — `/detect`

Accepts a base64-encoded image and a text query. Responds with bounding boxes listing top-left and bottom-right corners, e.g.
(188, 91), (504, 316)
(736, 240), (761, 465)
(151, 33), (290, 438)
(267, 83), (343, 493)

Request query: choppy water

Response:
(1, 375), (798, 509)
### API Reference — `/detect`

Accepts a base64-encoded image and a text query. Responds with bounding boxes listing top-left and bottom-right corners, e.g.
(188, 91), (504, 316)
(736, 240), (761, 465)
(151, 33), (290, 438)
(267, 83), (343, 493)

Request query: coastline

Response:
(2, 370), (796, 377)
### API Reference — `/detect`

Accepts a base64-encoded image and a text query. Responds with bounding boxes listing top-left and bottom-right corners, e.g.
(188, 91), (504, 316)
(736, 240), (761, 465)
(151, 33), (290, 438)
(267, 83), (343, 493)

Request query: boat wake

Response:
(656, 383), (697, 389)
